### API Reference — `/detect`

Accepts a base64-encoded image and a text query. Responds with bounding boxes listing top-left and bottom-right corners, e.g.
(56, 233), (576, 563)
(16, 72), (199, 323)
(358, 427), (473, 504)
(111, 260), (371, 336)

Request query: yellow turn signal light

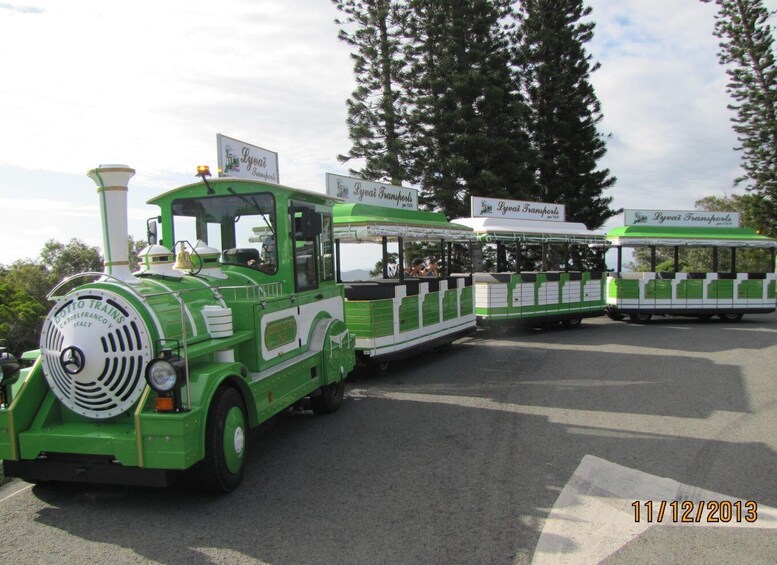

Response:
(155, 397), (175, 412)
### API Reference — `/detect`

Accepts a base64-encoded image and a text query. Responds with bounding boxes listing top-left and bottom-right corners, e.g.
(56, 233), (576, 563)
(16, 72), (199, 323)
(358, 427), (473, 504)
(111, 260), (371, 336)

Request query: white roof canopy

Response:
(452, 217), (606, 244)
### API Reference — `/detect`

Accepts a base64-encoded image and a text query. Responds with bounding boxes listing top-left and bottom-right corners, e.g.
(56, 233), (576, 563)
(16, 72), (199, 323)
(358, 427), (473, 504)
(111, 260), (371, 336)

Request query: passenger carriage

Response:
(332, 203), (477, 366)
(453, 197), (608, 329)
(606, 209), (777, 323)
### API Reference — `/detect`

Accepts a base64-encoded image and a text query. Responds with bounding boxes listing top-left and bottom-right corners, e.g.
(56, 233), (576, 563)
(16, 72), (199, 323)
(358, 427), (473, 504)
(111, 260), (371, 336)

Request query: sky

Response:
(1, 0), (775, 271)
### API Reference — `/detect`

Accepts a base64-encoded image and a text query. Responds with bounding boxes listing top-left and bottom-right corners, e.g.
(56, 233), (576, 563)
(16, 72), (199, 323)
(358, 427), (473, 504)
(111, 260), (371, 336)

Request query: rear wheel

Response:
(562, 317), (583, 329)
(628, 313), (652, 323)
(194, 386), (247, 493)
(311, 378), (345, 415)
(718, 312), (743, 323)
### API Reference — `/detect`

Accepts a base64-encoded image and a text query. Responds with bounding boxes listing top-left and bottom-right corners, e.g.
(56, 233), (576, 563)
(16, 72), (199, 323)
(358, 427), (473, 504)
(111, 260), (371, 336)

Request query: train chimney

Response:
(87, 164), (138, 284)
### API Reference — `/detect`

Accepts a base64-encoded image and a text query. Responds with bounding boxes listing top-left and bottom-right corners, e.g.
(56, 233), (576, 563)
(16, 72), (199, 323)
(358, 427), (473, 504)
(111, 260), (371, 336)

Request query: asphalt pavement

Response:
(2, 312), (776, 564)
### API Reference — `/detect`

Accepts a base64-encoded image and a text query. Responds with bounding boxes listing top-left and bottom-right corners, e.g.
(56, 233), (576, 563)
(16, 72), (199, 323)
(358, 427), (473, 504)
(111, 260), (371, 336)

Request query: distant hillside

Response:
(341, 269), (372, 281)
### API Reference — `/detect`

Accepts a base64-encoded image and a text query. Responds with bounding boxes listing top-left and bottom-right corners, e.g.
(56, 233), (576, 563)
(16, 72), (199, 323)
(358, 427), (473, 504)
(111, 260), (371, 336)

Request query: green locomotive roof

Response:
(607, 225), (777, 248)
(147, 177), (340, 207)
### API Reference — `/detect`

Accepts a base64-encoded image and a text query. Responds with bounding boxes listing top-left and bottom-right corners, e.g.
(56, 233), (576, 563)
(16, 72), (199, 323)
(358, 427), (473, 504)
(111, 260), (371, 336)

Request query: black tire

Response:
(606, 311), (626, 321)
(628, 313), (652, 323)
(562, 317), (583, 329)
(194, 386), (247, 493)
(718, 312), (743, 323)
(311, 378), (345, 415)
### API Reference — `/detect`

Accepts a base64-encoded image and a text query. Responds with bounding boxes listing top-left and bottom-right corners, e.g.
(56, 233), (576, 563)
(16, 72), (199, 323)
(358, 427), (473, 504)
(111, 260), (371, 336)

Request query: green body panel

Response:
(345, 299), (394, 338)
(708, 280), (734, 299)
(442, 290), (458, 321)
(678, 280), (704, 299)
(768, 280), (776, 299)
(320, 318), (356, 385)
(608, 278), (639, 299)
(399, 296), (419, 332)
(423, 294), (441, 326)
(478, 272), (606, 321)
(459, 286), (473, 316)
(645, 280), (673, 300)
(738, 279), (764, 299)
(0, 358), (48, 460)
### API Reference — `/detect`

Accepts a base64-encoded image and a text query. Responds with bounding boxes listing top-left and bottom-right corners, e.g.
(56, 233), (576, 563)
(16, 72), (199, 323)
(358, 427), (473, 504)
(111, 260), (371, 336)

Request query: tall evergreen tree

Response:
(332, 0), (409, 184)
(514, 0), (616, 230)
(403, 0), (536, 219)
(702, 0), (777, 237)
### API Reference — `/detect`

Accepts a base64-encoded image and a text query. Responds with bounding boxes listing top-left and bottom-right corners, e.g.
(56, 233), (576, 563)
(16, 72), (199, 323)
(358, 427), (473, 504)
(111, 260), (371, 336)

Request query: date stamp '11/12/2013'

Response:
(632, 500), (757, 523)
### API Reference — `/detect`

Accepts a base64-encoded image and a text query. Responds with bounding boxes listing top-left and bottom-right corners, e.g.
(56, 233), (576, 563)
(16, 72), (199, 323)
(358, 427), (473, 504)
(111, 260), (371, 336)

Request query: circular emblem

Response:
(59, 346), (86, 375)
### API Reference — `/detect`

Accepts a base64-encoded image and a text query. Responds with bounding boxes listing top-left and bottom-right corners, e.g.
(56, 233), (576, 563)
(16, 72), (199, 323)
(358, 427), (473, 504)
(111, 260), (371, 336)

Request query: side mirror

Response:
(147, 217), (159, 245)
(294, 208), (322, 240)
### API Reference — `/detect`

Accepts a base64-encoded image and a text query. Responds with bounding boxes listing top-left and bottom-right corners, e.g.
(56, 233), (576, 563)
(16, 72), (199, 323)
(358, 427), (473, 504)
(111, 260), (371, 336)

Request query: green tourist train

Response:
(0, 164), (355, 492)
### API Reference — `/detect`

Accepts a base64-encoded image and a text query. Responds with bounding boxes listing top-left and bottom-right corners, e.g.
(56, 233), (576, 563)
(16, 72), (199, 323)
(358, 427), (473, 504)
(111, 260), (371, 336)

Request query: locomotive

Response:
(0, 164), (355, 492)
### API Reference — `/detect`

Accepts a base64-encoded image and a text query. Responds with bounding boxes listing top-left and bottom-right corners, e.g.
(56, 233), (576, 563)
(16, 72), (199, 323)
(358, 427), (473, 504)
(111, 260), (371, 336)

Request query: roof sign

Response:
(472, 196), (565, 222)
(217, 134), (279, 184)
(624, 209), (740, 228)
(325, 173), (418, 210)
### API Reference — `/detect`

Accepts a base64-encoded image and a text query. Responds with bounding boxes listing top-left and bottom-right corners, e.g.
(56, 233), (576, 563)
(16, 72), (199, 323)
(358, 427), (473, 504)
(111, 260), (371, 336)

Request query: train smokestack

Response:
(87, 164), (137, 284)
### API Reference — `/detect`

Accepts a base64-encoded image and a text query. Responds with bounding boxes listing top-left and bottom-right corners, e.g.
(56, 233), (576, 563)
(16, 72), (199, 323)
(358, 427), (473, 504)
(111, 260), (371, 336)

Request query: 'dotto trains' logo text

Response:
(54, 299), (126, 330)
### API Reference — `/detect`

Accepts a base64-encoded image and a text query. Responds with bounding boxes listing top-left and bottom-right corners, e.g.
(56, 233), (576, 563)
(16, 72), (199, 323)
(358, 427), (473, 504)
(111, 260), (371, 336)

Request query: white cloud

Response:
(1, 0), (775, 270)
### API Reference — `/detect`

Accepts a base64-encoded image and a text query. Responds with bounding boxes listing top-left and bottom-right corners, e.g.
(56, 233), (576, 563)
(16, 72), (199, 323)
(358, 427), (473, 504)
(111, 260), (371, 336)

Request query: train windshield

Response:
(171, 192), (278, 274)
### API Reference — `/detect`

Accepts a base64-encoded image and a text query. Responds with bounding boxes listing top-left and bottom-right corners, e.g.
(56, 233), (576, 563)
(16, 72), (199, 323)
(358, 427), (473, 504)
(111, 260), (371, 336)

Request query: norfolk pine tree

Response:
(402, 0), (536, 219)
(514, 0), (617, 233)
(702, 0), (777, 237)
(332, 0), (409, 184)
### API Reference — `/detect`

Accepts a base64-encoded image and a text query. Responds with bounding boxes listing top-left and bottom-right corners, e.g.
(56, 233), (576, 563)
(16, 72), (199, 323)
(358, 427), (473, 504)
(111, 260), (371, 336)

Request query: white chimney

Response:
(86, 164), (138, 284)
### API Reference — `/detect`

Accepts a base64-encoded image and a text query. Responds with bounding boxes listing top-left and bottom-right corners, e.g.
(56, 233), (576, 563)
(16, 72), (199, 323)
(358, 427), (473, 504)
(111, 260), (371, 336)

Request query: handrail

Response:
(47, 272), (146, 301)
(48, 272), (284, 303)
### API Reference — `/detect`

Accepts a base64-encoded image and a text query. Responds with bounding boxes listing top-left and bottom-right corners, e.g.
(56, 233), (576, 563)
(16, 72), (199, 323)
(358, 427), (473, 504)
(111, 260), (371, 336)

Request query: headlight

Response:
(145, 359), (179, 392)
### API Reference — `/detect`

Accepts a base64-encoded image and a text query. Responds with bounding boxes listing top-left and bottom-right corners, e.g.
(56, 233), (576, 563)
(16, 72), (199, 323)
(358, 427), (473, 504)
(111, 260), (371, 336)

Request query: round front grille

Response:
(41, 289), (153, 419)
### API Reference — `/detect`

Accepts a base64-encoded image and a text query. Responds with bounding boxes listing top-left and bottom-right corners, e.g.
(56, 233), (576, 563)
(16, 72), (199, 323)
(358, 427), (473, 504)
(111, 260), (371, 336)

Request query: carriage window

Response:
(172, 193), (277, 274)
(320, 214), (334, 282)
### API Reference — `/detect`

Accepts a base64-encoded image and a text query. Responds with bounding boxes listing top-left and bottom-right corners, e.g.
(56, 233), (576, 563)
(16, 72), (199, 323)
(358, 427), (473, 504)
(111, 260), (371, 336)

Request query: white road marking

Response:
(530, 455), (777, 565)
(0, 481), (33, 504)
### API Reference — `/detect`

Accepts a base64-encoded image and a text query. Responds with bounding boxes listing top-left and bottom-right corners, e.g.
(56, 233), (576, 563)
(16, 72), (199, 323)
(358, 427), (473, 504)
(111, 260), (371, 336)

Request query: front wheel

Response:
(628, 313), (652, 323)
(311, 378), (345, 415)
(719, 312), (743, 323)
(194, 386), (247, 493)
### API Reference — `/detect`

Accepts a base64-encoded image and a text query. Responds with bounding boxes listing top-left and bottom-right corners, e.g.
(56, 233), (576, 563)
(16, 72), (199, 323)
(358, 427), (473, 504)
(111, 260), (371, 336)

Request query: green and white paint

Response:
(607, 272), (776, 314)
(345, 278), (475, 358)
(473, 272), (605, 322)
(607, 222), (777, 318)
(452, 209), (608, 326)
(333, 201), (477, 360)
